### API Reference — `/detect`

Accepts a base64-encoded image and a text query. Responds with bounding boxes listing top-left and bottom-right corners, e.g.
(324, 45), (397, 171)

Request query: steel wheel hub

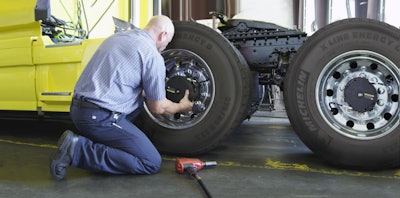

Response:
(316, 50), (400, 140)
(343, 77), (377, 113)
(144, 49), (215, 129)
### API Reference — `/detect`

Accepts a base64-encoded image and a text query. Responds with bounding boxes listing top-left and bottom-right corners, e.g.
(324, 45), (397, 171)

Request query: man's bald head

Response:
(145, 15), (174, 35)
(144, 15), (175, 52)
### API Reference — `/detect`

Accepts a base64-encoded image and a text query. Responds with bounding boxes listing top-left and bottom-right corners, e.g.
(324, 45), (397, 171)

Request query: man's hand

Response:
(146, 89), (194, 115)
(179, 90), (194, 112)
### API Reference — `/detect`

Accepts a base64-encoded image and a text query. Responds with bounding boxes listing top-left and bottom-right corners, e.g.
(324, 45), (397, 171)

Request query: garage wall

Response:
(235, 0), (294, 28)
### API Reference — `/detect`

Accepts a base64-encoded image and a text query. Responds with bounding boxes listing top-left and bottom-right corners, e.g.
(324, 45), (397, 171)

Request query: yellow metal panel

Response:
(33, 37), (104, 112)
(0, 37), (33, 67)
(0, 17), (36, 111)
(139, 0), (153, 28)
(0, 66), (36, 111)
(0, 1), (36, 28)
(0, 0), (42, 108)
(0, 21), (42, 41)
(33, 39), (81, 112)
(117, 0), (130, 21)
(80, 38), (105, 69)
(33, 43), (83, 64)
(35, 61), (78, 97)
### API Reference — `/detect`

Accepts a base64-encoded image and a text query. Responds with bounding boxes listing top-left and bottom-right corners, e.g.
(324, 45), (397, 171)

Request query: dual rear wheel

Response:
(138, 19), (400, 169)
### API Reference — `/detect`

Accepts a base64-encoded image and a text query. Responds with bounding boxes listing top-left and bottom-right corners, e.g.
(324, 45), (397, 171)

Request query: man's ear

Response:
(159, 31), (167, 42)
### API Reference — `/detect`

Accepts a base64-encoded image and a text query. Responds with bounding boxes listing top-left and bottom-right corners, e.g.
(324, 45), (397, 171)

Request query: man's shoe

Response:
(49, 130), (79, 180)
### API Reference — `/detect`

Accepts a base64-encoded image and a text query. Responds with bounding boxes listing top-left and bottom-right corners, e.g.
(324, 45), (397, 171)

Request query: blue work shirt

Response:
(73, 29), (166, 114)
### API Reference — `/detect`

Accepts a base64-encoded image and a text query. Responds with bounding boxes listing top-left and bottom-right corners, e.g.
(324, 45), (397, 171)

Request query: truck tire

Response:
(284, 18), (400, 169)
(135, 21), (253, 155)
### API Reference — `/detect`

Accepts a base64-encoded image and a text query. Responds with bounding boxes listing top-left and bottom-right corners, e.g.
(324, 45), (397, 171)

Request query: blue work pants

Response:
(69, 102), (161, 175)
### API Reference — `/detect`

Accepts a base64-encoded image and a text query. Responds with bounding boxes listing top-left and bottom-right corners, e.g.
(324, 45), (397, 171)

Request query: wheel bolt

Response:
(377, 87), (385, 94)
(370, 77), (378, 83)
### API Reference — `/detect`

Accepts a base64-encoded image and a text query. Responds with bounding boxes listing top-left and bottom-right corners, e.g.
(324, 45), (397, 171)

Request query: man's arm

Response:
(146, 90), (194, 114)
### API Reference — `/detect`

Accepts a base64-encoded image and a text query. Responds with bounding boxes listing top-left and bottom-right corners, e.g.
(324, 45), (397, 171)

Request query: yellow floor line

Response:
(0, 138), (57, 149)
(163, 157), (400, 180)
(2, 138), (399, 179)
(264, 158), (400, 179)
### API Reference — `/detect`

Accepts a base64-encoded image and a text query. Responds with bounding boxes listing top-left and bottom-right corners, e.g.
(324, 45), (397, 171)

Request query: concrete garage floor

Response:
(0, 111), (399, 198)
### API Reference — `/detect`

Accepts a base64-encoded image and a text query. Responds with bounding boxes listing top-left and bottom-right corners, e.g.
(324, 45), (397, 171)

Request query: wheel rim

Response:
(316, 50), (400, 140)
(144, 49), (215, 129)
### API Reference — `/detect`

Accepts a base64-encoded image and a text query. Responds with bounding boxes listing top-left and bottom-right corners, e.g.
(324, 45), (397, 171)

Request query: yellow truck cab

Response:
(0, 0), (104, 117)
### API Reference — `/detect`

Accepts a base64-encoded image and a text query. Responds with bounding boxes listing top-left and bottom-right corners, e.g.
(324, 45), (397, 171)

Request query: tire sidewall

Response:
(285, 18), (400, 168)
(137, 21), (252, 154)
